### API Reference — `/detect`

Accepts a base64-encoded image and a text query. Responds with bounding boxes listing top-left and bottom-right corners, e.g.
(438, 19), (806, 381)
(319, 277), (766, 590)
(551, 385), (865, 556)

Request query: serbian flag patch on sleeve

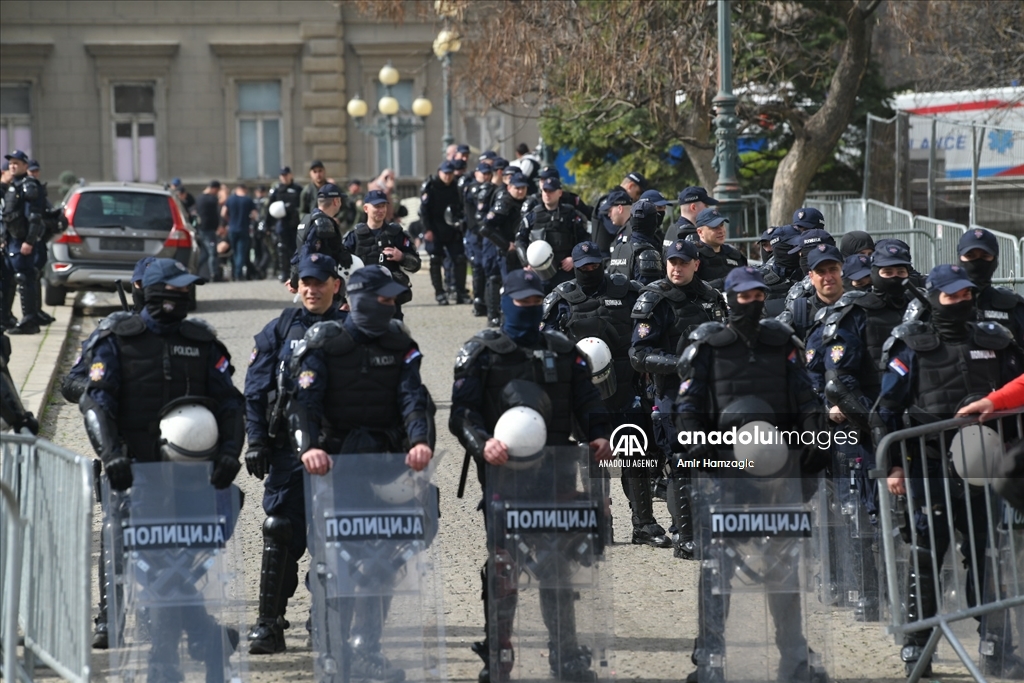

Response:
(404, 348), (422, 364)
(889, 358), (909, 376)
(215, 356), (230, 373)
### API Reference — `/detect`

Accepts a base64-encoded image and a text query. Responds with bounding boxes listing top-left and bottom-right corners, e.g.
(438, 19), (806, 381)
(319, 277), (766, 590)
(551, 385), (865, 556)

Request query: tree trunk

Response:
(683, 143), (717, 190)
(769, 0), (879, 226)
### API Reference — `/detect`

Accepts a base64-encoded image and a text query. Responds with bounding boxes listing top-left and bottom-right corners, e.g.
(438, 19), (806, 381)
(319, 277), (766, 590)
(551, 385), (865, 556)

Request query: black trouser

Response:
(427, 235), (465, 297)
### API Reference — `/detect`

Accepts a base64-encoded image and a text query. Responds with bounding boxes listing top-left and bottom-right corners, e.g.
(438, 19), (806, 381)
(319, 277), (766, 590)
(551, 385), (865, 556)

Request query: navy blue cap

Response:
(132, 256), (158, 283)
(492, 157), (509, 170)
(757, 226), (779, 243)
(605, 188), (632, 207)
(843, 254), (872, 281)
(503, 268), (545, 300)
(346, 265), (408, 298)
(806, 244), (843, 270)
(724, 266), (769, 293)
(677, 186), (719, 206)
(768, 225), (801, 248)
(625, 171), (646, 188)
(572, 241), (603, 267)
(665, 239), (699, 262)
(438, 160), (457, 173)
(452, 158), (467, 171)
(695, 207), (728, 228)
(4, 150), (29, 163)
(475, 162), (493, 174)
(28, 159), (40, 171)
(792, 207), (825, 230)
(541, 177), (562, 191)
(639, 189), (672, 206)
(170, 177), (182, 187)
(539, 166), (560, 180)
(310, 159), (324, 170)
(788, 228), (835, 254)
(873, 238), (911, 253)
(297, 252), (339, 281)
(479, 150), (498, 161)
(873, 242), (913, 267)
(507, 173), (530, 188)
(926, 264), (977, 295)
(631, 199), (659, 221)
(279, 166), (292, 175)
(958, 228), (999, 257)
(317, 183), (342, 199)
(142, 258), (203, 288)
(364, 190), (388, 206)
(455, 144), (470, 154)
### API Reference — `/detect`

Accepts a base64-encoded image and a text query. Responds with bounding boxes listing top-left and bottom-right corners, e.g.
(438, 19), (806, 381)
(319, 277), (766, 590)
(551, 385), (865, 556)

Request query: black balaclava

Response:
(840, 231), (875, 258)
(143, 285), (189, 324)
(348, 291), (395, 337)
(501, 295), (543, 346)
(773, 243), (801, 272)
(870, 266), (907, 303)
(960, 257), (998, 289)
(928, 290), (974, 343)
(726, 291), (764, 342)
(633, 207), (660, 237)
(575, 264), (605, 292)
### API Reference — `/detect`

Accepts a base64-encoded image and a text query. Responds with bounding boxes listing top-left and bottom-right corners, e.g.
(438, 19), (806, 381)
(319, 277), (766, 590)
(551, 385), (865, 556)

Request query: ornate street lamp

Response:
(712, 0), (743, 235)
(433, 28), (461, 154)
(346, 62), (432, 171)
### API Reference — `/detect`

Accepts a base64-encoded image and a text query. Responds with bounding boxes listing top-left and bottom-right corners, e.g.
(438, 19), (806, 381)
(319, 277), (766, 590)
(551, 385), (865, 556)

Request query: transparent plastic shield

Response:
(693, 461), (830, 683)
(484, 445), (613, 682)
(102, 461), (244, 683)
(305, 452), (444, 683)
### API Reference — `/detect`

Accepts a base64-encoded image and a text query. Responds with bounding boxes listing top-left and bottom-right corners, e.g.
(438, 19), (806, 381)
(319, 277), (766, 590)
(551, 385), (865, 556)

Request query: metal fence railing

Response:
(1, 434), (93, 683)
(912, 217), (967, 273)
(972, 225), (1021, 286)
(872, 410), (1024, 683)
(1, 481), (25, 683)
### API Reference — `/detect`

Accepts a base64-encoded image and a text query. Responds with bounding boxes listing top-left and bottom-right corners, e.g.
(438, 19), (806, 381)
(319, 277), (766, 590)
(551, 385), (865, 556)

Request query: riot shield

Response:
(484, 445), (613, 682)
(102, 461), (244, 683)
(693, 460), (830, 683)
(305, 452), (444, 683)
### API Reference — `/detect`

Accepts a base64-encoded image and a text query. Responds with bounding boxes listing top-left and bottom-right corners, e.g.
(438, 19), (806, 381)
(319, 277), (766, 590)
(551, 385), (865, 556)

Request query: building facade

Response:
(0, 0), (539, 196)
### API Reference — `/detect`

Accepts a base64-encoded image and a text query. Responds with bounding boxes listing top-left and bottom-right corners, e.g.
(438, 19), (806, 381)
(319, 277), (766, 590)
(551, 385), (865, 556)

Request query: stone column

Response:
(300, 21), (346, 178)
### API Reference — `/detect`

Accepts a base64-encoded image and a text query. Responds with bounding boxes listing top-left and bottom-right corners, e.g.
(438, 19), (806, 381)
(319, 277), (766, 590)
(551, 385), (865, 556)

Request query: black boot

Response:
(901, 548), (937, 677)
(485, 276), (502, 327)
(248, 517), (291, 654)
(9, 277), (40, 335)
(668, 476), (697, 559)
(35, 279), (53, 324)
(472, 266), (487, 316)
(627, 477), (671, 548)
(1, 274), (19, 330)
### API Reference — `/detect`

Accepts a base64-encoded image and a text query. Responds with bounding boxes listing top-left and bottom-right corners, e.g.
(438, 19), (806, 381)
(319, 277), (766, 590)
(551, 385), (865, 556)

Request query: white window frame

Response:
(111, 82), (158, 182)
(0, 83), (33, 158)
(236, 81), (283, 181)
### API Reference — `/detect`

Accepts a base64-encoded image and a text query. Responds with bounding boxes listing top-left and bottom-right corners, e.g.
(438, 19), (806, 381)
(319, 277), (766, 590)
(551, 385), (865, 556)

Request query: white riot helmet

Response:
(269, 201), (287, 219)
(527, 240), (556, 281)
(950, 424), (1004, 486)
(159, 400), (219, 462)
(371, 452), (443, 505)
(732, 421), (790, 477)
(493, 406), (547, 470)
(576, 337), (616, 400)
(338, 254), (364, 283)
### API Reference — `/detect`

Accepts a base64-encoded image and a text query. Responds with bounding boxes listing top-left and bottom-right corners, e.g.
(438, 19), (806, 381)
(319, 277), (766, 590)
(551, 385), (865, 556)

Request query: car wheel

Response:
(44, 280), (67, 306)
(187, 283), (197, 311)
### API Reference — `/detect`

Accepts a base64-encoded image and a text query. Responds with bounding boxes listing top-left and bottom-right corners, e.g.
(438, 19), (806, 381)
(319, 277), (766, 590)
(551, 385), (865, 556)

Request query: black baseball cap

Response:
(475, 162), (493, 174)
(695, 207), (728, 228)
(439, 160), (457, 173)
(724, 266), (769, 293)
(926, 264), (977, 295)
(142, 258), (204, 288)
(541, 178), (562, 191)
(364, 190), (388, 206)
(492, 157), (509, 170)
(665, 239), (699, 262)
(4, 150), (29, 162)
(455, 144), (470, 154)
(27, 159), (40, 171)
(843, 254), (872, 281)
(958, 228), (999, 257)
(539, 166), (560, 180)
(279, 166), (292, 175)
(479, 150), (498, 161)
(317, 183), (342, 199)
(310, 160), (325, 170)
(625, 171), (646, 188)
(792, 207), (825, 231)
(873, 242), (913, 267)
(572, 241), (603, 267)
(297, 252), (339, 281)
(347, 265), (408, 298)
(639, 189), (672, 206)
(677, 186), (719, 206)
(788, 229), (835, 254)
(605, 188), (632, 207)
(507, 173), (529, 188)
(806, 244), (843, 270)
(503, 269), (545, 300)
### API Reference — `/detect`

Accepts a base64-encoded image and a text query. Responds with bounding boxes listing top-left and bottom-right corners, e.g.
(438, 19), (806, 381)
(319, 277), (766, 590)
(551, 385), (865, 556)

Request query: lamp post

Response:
(712, 0), (744, 236)
(433, 28), (461, 155)
(346, 62), (433, 172)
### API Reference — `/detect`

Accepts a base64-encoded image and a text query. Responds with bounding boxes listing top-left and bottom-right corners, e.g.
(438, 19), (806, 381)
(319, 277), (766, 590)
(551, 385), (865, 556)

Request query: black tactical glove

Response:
(105, 456), (134, 492)
(211, 456), (242, 489)
(15, 411), (39, 436)
(245, 444), (271, 480)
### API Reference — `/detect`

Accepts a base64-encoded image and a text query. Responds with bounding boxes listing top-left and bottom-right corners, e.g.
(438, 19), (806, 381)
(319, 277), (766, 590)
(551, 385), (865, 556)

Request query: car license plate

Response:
(99, 237), (144, 251)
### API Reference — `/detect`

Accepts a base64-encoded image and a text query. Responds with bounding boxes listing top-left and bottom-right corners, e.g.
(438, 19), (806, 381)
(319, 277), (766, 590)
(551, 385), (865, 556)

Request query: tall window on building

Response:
(113, 84), (157, 182)
(238, 81), (281, 179)
(464, 112), (506, 158)
(376, 80), (417, 177)
(0, 84), (33, 157)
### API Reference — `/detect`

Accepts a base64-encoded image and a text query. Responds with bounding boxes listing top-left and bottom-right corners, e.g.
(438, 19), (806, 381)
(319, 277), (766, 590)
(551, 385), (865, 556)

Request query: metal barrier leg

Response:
(906, 627), (942, 683)
(939, 618), (986, 682)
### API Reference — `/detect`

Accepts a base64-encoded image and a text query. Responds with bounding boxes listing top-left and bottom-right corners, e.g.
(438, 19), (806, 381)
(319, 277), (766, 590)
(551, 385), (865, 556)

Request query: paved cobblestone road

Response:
(36, 271), (955, 682)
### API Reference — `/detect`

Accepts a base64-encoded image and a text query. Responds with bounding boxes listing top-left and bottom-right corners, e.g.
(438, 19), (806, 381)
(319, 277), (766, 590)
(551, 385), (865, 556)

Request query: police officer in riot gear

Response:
(664, 186), (718, 248)
(779, 229), (838, 314)
(517, 177), (589, 291)
(78, 258), (245, 649)
(288, 265), (434, 683)
(465, 163), (494, 317)
(692, 208), (746, 289)
(479, 173), (530, 323)
(956, 227), (1024, 345)
(779, 243), (846, 342)
(290, 183), (354, 290)
(343, 190), (421, 320)
(1, 331), (38, 434)
(841, 254), (873, 293)
(244, 253), (345, 655)
(592, 189), (633, 257)
(630, 239), (727, 556)
(675, 266), (827, 683)
(758, 225), (803, 317)
(267, 166), (304, 283)
(449, 268), (611, 683)
(873, 263), (1024, 678)
(607, 200), (664, 286)
(420, 159), (468, 305)
(2, 150), (47, 335)
(522, 167), (593, 220)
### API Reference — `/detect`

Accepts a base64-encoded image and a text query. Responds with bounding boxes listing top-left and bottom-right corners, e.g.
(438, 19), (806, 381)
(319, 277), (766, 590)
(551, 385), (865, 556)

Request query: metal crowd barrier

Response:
(1, 481), (25, 683)
(0, 433), (93, 683)
(912, 216), (967, 273)
(872, 409), (1024, 683)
